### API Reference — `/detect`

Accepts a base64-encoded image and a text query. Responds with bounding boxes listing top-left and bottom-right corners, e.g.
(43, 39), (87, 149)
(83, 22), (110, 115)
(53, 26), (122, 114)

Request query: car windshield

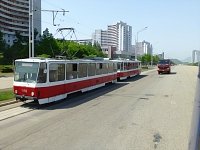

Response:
(14, 62), (39, 83)
(158, 60), (170, 64)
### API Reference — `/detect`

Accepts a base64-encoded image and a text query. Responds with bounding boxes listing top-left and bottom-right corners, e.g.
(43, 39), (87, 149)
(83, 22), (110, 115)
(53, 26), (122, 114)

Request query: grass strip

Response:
(0, 90), (14, 101)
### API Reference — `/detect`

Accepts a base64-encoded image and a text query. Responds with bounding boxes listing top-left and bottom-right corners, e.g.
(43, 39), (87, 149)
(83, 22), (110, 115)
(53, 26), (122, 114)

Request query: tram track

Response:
(0, 101), (41, 121)
(0, 82), (127, 121)
(0, 69), (155, 122)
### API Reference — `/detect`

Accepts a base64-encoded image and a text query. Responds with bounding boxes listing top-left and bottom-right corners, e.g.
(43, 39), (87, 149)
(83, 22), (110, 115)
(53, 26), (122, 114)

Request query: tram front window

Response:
(14, 62), (39, 83)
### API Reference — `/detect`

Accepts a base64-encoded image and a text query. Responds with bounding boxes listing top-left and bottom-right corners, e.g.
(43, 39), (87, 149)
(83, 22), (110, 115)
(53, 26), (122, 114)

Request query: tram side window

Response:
(49, 63), (58, 82)
(78, 63), (87, 78)
(134, 63), (137, 69)
(49, 63), (65, 82)
(117, 62), (121, 71)
(124, 62), (128, 70)
(96, 63), (103, 75)
(88, 63), (96, 76)
(37, 62), (47, 83)
(120, 63), (123, 71)
(66, 63), (78, 80)
(113, 63), (117, 72)
(135, 63), (139, 69)
(109, 63), (114, 73)
(102, 63), (108, 74)
(58, 64), (65, 81)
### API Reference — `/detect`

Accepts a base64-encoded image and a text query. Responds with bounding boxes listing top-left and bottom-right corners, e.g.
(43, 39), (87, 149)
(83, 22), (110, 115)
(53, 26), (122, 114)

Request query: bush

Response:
(1, 66), (13, 73)
(142, 66), (149, 69)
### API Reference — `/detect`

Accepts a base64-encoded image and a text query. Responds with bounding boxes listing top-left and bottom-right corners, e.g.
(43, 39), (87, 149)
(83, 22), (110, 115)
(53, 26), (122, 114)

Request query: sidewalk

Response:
(0, 76), (13, 89)
(0, 76), (16, 107)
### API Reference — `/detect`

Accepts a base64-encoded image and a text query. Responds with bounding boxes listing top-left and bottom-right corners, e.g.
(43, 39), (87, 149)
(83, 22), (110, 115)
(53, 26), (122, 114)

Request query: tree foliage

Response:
(3, 31), (28, 64)
(138, 54), (160, 65)
(35, 28), (60, 57)
(0, 31), (6, 53)
(1, 28), (106, 64)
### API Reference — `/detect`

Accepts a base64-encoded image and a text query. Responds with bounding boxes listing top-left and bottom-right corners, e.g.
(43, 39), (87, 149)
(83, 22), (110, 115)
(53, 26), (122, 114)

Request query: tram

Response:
(13, 58), (141, 104)
(112, 59), (141, 80)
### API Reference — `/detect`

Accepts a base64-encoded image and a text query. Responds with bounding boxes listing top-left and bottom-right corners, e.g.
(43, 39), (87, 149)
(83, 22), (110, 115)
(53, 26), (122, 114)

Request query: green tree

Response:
(0, 31), (6, 53)
(35, 28), (59, 57)
(138, 54), (160, 66)
(153, 55), (160, 64)
(3, 32), (28, 64)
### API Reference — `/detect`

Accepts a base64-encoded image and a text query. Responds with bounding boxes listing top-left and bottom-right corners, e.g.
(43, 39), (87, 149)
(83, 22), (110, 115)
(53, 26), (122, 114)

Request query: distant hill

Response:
(170, 59), (183, 65)
(182, 57), (191, 63)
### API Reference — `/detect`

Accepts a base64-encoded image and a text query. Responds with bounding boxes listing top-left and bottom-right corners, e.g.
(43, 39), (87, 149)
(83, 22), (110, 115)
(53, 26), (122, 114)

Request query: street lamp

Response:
(135, 26), (148, 60)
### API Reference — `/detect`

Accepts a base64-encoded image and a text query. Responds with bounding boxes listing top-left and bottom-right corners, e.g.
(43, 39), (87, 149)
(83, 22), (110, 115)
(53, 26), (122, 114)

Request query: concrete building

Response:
(0, 0), (41, 46)
(92, 21), (133, 58)
(136, 40), (153, 56)
(92, 29), (109, 51)
(157, 52), (165, 59)
(74, 39), (92, 45)
(117, 21), (132, 52)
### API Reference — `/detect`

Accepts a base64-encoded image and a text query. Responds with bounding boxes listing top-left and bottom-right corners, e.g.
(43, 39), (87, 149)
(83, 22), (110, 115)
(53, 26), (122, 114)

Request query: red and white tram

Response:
(13, 58), (141, 104)
(112, 59), (141, 80)
(13, 58), (118, 104)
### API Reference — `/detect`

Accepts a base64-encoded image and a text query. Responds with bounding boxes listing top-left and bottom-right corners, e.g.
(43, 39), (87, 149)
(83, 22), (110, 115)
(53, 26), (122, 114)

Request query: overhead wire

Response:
(41, 1), (98, 40)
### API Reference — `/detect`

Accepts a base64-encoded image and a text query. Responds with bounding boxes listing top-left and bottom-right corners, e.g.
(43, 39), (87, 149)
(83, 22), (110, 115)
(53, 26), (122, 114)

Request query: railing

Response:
(188, 65), (200, 150)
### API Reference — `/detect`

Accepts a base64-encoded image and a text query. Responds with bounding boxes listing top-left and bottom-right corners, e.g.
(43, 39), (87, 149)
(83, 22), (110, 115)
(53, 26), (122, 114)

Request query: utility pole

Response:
(29, 0), (69, 58)
(29, 0), (34, 58)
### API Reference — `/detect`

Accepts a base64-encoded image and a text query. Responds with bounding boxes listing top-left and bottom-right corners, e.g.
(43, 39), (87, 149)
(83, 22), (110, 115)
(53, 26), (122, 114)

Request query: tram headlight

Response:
(31, 92), (34, 97)
(14, 90), (17, 94)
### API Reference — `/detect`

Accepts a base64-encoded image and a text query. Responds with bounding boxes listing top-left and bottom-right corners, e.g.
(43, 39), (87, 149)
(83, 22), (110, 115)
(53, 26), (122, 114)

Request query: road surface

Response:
(0, 65), (198, 150)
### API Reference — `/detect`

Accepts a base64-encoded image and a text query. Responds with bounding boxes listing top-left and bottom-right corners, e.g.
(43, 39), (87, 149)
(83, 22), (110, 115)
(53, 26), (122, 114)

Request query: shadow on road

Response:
(119, 74), (148, 82)
(44, 83), (129, 110)
(159, 72), (177, 75)
(20, 82), (129, 110)
(19, 75), (148, 110)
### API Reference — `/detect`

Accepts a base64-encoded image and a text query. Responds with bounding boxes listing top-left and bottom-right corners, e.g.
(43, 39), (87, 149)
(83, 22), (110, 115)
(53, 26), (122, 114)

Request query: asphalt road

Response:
(0, 65), (198, 150)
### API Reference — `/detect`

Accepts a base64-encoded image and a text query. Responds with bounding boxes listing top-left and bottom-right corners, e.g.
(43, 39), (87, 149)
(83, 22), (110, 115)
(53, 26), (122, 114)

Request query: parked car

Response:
(157, 59), (171, 74)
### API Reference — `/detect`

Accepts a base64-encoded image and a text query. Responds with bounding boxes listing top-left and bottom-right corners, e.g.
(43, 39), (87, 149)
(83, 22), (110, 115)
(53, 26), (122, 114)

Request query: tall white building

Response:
(117, 21), (132, 52)
(92, 21), (132, 53)
(136, 40), (153, 56)
(0, 0), (41, 45)
(107, 24), (117, 48)
(92, 29), (109, 51)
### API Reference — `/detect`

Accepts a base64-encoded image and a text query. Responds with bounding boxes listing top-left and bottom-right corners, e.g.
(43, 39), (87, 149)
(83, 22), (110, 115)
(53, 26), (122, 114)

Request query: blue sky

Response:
(41, 0), (200, 61)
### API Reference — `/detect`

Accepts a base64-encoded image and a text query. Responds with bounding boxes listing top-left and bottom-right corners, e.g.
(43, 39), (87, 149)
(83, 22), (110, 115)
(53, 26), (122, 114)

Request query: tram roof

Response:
(15, 57), (113, 63)
(111, 59), (141, 63)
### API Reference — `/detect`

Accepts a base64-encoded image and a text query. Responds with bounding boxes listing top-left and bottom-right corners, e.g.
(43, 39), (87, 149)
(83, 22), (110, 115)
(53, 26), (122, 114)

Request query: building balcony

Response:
(0, 13), (28, 22)
(2, 0), (29, 9)
(0, 23), (28, 32)
(0, 18), (28, 28)
(0, 3), (28, 14)
(0, 9), (28, 18)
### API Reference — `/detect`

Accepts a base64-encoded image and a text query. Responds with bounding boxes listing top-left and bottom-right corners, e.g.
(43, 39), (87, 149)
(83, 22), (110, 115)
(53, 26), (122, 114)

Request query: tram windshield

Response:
(14, 62), (39, 83)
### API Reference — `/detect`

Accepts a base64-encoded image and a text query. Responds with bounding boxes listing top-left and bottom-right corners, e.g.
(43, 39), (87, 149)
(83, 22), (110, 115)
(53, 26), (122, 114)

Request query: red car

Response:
(157, 59), (171, 74)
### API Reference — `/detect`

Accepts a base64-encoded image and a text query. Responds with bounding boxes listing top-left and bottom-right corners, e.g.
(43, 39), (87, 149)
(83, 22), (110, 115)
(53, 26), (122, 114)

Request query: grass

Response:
(0, 89), (14, 102)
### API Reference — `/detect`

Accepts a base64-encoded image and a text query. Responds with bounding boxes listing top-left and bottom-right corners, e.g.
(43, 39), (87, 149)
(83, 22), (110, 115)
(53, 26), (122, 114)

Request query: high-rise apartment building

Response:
(92, 21), (132, 52)
(117, 21), (132, 52)
(92, 29), (109, 51)
(0, 0), (41, 45)
(136, 40), (153, 56)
